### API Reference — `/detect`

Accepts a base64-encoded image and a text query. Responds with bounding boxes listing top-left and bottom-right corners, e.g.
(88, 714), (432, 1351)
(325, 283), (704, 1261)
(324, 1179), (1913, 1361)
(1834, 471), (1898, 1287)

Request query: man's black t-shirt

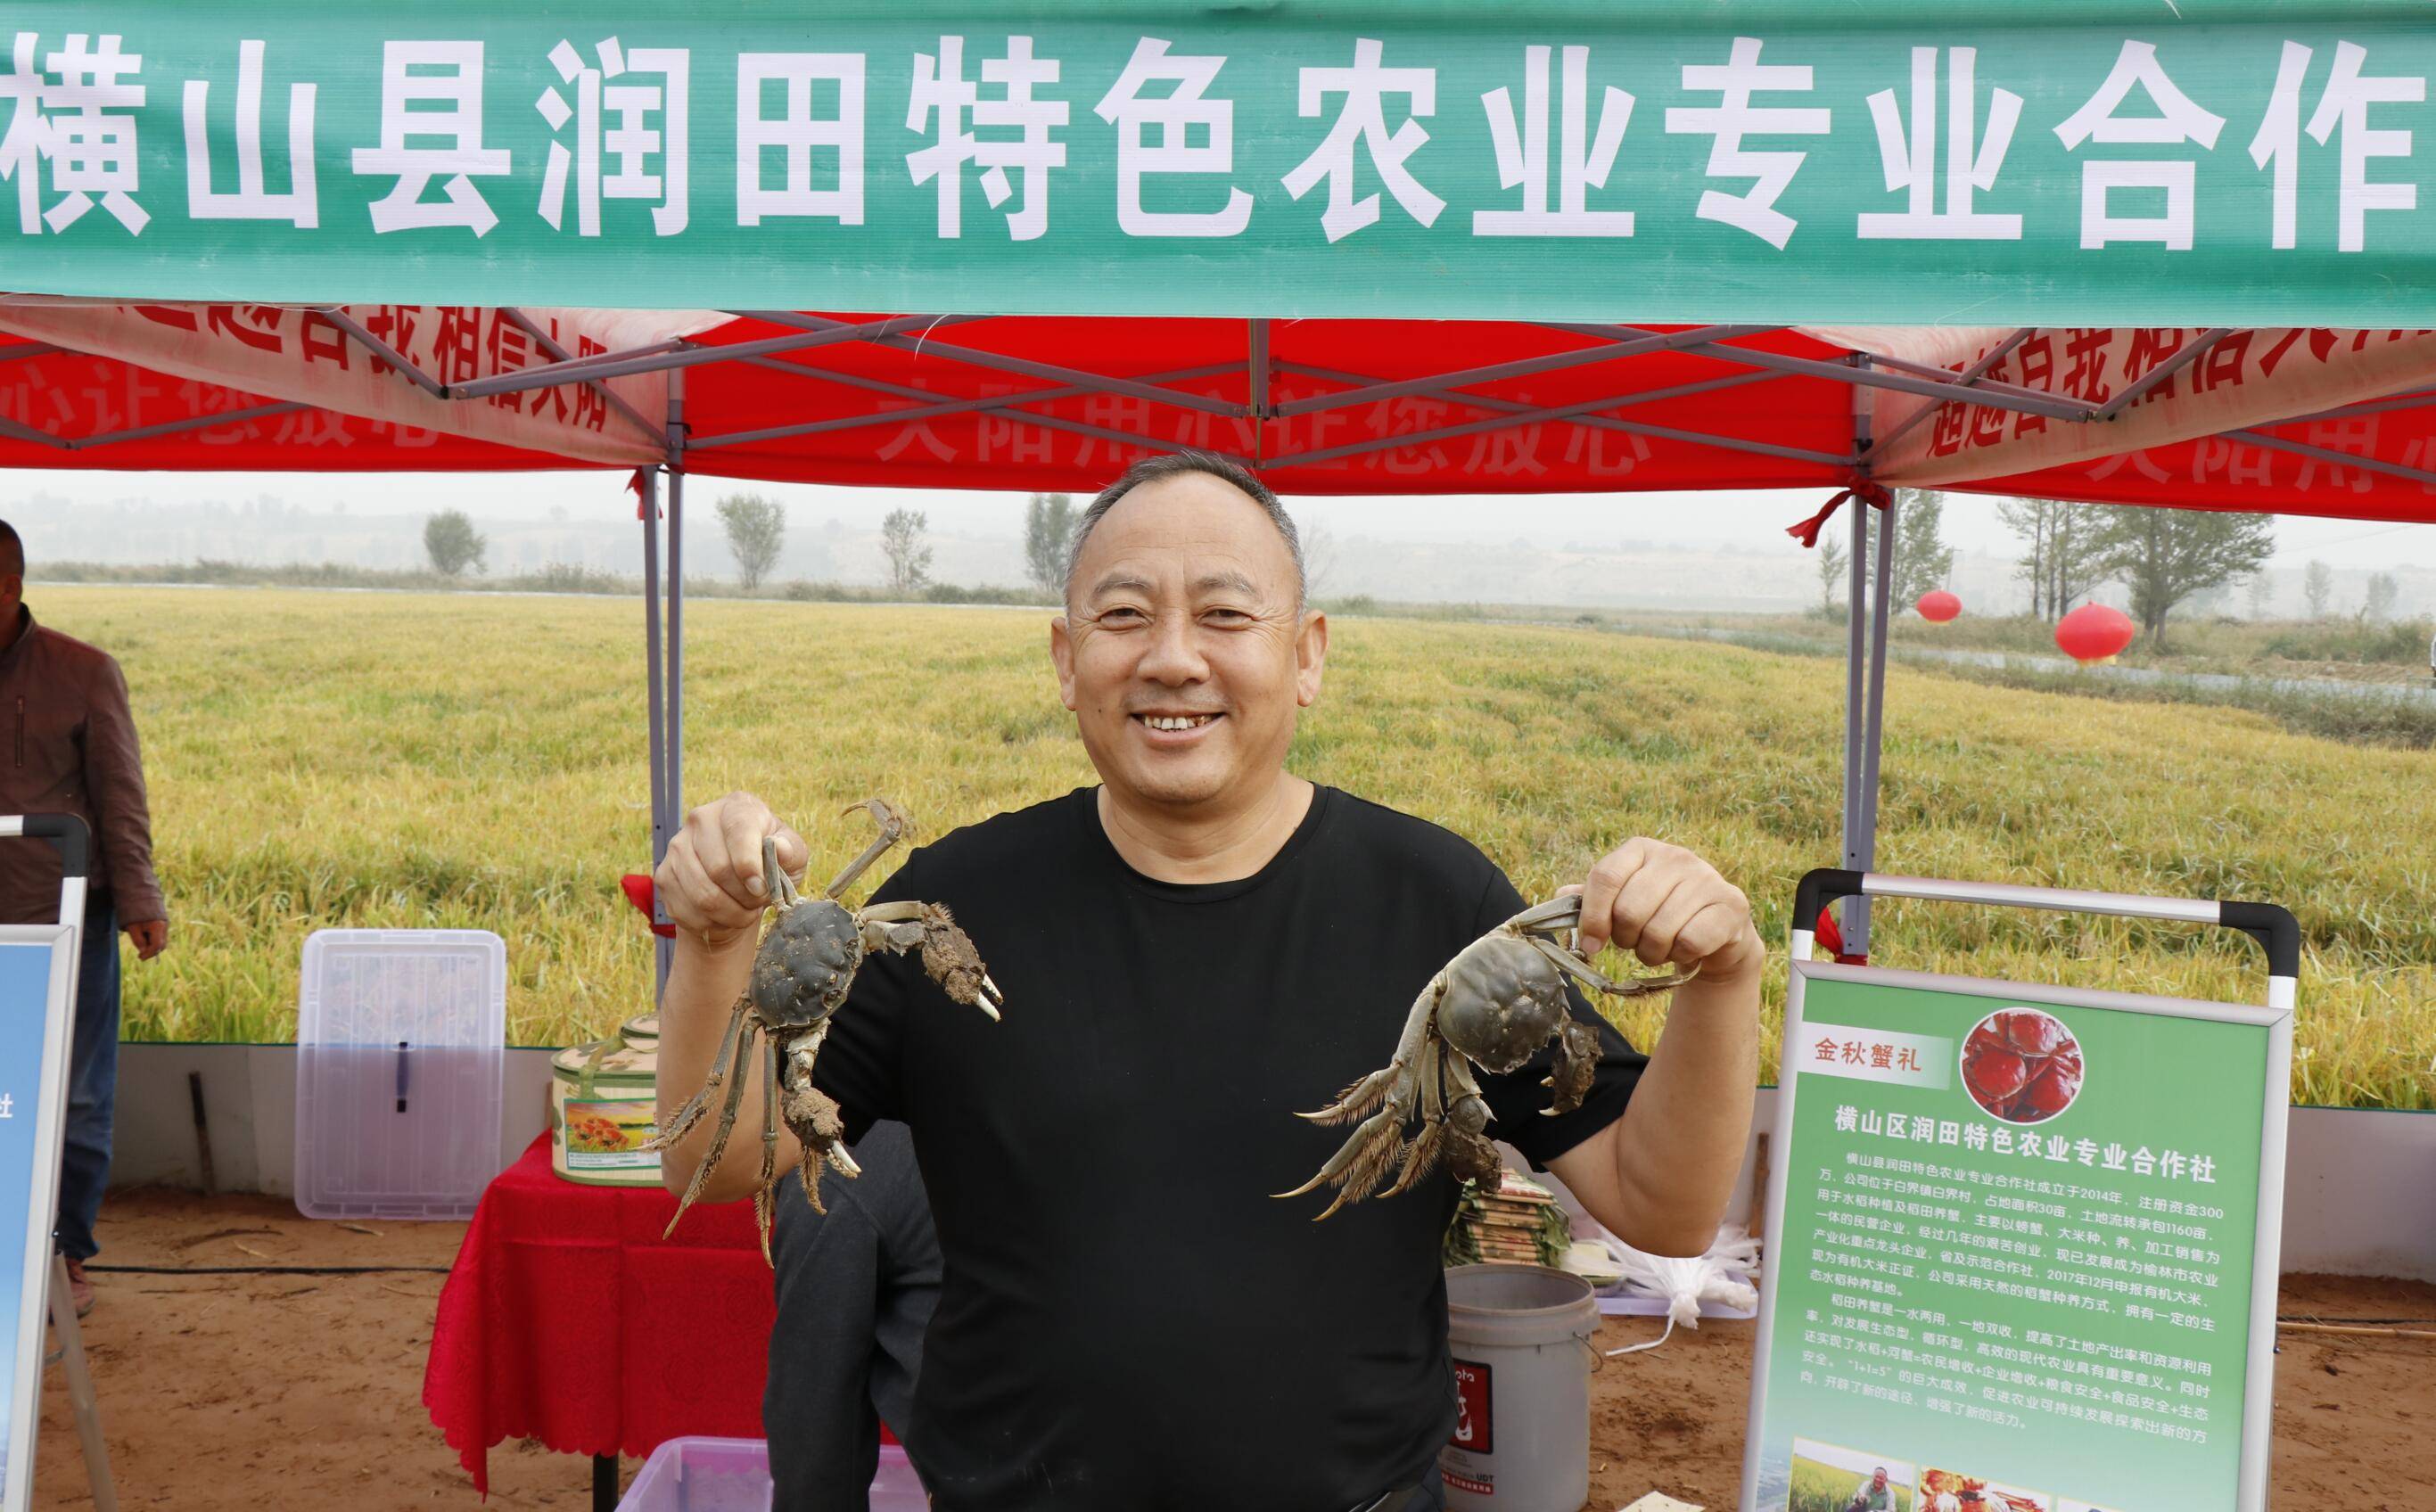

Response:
(811, 785), (1647, 1511)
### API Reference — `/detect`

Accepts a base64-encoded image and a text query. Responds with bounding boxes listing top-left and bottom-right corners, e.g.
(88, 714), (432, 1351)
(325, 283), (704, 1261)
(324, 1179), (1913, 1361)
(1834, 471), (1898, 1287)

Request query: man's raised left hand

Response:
(1564, 837), (1761, 985)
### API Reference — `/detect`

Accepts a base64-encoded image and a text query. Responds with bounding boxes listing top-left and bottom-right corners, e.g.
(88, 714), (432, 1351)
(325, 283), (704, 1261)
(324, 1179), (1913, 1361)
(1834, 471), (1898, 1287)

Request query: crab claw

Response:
(917, 909), (1003, 1020)
(821, 799), (914, 900)
(844, 796), (909, 840)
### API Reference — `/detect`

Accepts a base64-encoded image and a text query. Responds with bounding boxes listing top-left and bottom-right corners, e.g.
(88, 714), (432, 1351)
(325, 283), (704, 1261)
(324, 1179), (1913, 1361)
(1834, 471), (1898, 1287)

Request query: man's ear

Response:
(1049, 614), (1080, 711)
(1295, 610), (1328, 708)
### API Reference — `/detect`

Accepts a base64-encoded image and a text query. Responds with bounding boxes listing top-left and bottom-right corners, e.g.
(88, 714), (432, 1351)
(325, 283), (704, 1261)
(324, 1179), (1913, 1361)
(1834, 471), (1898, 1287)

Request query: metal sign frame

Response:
(1740, 868), (2298, 1512)
(0, 817), (102, 1512)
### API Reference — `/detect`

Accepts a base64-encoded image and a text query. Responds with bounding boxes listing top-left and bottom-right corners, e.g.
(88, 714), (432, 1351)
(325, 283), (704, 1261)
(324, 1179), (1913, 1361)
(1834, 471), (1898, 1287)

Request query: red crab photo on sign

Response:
(1959, 1007), (2083, 1126)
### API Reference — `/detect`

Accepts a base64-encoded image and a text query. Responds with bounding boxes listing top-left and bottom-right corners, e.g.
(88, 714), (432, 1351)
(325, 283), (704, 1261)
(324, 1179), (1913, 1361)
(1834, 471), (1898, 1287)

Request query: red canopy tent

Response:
(5, 305), (2433, 957)
(7, 311), (2436, 517)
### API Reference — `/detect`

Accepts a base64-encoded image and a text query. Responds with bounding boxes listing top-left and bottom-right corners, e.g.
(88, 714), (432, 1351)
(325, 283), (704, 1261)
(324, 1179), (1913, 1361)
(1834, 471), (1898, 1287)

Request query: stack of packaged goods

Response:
(1442, 1169), (1574, 1269)
(550, 1012), (664, 1186)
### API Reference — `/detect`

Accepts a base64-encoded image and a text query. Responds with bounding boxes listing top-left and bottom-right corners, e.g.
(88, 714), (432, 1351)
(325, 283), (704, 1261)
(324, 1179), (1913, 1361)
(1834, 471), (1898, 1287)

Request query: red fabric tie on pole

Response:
(1815, 904), (1867, 966)
(621, 873), (676, 938)
(628, 467), (652, 519)
(1785, 479), (1892, 548)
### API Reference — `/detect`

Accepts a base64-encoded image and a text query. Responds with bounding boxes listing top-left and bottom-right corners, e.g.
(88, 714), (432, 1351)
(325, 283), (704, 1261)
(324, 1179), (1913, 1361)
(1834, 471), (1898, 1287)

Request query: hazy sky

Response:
(12, 467), (2435, 570)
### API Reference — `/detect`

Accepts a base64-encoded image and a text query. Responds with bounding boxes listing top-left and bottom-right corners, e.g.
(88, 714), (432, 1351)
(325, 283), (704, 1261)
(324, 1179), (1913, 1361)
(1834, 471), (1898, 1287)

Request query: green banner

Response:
(3, 4), (2435, 320)
(1746, 968), (2288, 1512)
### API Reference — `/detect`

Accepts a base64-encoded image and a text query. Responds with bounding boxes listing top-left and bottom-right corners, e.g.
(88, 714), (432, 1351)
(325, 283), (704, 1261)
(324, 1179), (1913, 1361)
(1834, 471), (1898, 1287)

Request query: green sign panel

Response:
(1744, 966), (2290, 1512)
(1, 3), (2433, 320)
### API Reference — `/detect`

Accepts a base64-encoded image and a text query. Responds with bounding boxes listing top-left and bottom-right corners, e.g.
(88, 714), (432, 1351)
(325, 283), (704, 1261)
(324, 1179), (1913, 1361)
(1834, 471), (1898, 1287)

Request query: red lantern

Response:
(1916, 589), (1962, 622)
(2055, 603), (2136, 663)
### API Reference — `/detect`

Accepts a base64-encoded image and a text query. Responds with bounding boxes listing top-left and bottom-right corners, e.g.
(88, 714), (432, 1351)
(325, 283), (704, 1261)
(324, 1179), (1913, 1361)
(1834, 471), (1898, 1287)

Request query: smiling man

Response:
(656, 451), (1762, 1512)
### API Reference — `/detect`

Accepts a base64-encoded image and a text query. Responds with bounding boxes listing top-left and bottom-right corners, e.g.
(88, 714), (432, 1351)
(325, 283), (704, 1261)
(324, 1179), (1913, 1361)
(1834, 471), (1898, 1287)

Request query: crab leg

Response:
(1504, 894), (1587, 936)
(763, 835), (799, 909)
(1379, 1037), (1452, 1198)
(1524, 933), (1696, 999)
(752, 1033), (781, 1266)
(662, 1016), (760, 1240)
(1279, 978), (1453, 1215)
(647, 993), (750, 1155)
(1440, 1054), (1506, 1186)
(822, 798), (909, 900)
(1296, 973), (1445, 1127)
(1277, 1097), (1406, 1207)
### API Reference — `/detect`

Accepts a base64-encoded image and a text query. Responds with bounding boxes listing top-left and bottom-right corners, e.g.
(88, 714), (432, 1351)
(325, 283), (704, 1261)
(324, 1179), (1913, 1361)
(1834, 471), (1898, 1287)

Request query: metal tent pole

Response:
(1839, 483), (1870, 947)
(1835, 358), (1898, 958)
(665, 373), (687, 876)
(1839, 373), (1872, 952)
(639, 466), (671, 999)
(1852, 490), (1901, 955)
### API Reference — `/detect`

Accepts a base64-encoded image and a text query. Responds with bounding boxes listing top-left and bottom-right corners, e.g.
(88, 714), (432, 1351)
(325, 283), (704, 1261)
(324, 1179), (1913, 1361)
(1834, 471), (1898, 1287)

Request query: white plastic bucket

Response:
(1439, 1264), (1599, 1512)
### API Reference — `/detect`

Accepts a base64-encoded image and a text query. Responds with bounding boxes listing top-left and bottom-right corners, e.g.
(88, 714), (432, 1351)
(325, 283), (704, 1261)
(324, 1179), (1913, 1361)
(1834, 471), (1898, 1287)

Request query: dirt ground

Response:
(31, 1190), (2436, 1511)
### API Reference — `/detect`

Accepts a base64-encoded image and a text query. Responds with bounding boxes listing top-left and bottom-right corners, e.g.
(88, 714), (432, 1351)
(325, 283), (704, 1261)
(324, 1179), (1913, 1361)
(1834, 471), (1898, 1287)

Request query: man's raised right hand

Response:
(654, 792), (809, 949)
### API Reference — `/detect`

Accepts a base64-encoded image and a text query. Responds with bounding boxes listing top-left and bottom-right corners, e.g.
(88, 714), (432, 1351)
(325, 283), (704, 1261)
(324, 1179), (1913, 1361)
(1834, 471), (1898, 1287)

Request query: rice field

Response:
(39, 585), (2435, 1109)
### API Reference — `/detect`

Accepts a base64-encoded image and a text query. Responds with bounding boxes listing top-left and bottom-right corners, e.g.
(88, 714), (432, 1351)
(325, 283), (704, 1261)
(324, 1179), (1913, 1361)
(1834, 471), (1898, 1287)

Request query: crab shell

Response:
(1436, 932), (1574, 1075)
(748, 898), (865, 1032)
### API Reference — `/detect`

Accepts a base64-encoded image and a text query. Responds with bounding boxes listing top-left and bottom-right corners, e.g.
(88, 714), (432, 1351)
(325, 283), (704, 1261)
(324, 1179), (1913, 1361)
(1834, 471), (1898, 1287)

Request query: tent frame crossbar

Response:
(1857, 348), (2101, 415)
(2225, 429), (2436, 490)
(1248, 319), (1271, 419)
(693, 359), (1245, 451)
(315, 308), (450, 399)
(726, 355), (1257, 465)
(1269, 323), (1779, 419)
(736, 309), (1250, 419)
(2267, 388), (2436, 427)
(0, 413), (71, 449)
(77, 402), (310, 450)
(457, 315), (978, 399)
(1856, 328), (2034, 466)
(497, 307), (672, 453)
(2093, 329), (2233, 422)
(1262, 365), (1831, 469)
(1278, 359), (1790, 434)
(1545, 321), (2101, 425)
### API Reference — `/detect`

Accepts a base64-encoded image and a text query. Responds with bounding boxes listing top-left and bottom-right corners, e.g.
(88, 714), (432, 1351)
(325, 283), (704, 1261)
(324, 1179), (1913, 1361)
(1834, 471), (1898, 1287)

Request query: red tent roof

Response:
(4, 309), (2433, 524)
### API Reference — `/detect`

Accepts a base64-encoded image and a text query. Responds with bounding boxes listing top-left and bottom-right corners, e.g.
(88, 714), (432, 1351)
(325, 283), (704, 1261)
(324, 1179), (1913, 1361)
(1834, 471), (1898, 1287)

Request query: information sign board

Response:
(1743, 961), (2291, 1512)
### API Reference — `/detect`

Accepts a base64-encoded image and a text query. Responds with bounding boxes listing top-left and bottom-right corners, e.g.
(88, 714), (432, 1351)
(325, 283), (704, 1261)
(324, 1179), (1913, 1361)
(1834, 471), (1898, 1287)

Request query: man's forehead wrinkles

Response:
(1085, 559), (1272, 599)
(1088, 570), (1156, 598)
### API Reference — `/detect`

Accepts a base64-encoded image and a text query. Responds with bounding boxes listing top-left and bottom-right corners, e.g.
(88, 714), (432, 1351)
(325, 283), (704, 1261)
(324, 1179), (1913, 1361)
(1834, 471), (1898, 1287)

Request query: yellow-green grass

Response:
(41, 586), (2435, 1109)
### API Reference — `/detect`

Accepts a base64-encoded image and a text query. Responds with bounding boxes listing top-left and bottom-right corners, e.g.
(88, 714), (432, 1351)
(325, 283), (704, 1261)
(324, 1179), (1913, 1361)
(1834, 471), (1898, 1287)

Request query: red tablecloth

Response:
(424, 1133), (777, 1493)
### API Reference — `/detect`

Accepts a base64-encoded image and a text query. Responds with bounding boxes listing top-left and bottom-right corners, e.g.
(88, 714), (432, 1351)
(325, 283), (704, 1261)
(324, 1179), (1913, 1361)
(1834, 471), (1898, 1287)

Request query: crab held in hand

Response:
(1280, 894), (1693, 1220)
(646, 800), (1001, 1261)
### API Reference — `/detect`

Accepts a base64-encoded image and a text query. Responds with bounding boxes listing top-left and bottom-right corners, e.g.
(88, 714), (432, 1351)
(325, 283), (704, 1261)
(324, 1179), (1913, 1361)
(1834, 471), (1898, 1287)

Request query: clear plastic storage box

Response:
(617, 1436), (927, 1512)
(293, 928), (506, 1220)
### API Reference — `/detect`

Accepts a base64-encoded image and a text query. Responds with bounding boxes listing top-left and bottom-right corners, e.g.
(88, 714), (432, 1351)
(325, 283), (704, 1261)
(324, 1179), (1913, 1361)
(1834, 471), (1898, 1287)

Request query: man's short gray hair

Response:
(1062, 450), (1304, 612)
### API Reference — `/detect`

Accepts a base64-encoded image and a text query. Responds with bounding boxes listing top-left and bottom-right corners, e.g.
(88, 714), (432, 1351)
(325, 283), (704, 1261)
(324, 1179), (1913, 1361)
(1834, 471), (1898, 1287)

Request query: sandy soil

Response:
(31, 1190), (2436, 1511)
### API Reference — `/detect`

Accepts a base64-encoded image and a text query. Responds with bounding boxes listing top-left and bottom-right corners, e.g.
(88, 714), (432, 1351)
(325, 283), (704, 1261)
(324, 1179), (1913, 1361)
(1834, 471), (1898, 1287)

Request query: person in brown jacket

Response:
(0, 521), (167, 1318)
